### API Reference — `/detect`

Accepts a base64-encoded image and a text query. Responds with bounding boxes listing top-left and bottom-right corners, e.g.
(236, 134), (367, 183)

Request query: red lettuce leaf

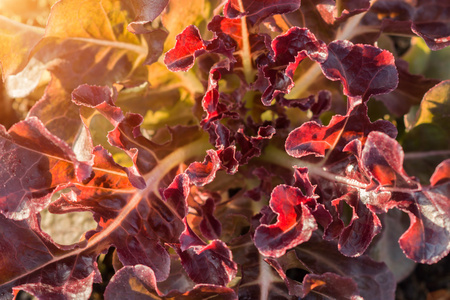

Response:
(295, 235), (396, 300)
(285, 103), (397, 159)
(362, 0), (450, 50)
(229, 233), (296, 299)
(284, 0), (336, 43)
(186, 150), (221, 186)
(0, 83), (215, 298)
(361, 131), (417, 189)
(224, 0), (301, 26)
(200, 62), (238, 129)
(0, 214), (100, 299)
(368, 209), (416, 282)
(234, 125), (276, 165)
(164, 21), (238, 74)
(397, 188), (450, 264)
(28, 79), (82, 145)
(245, 167), (275, 201)
(290, 0), (370, 30)
(332, 193), (382, 257)
(373, 59), (440, 117)
(0, 117), (91, 220)
(254, 185), (318, 257)
(411, 1), (450, 50)
(362, 0), (415, 37)
(48, 153), (188, 281)
(338, 0), (371, 20)
(71, 84), (203, 174)
(208, 15), (242, 50)
(2, 0), (449, 298)
(271, 27), (328, 66)
(266, 252), (362, 299)
(302, 272), (361, 299)
(293, 167), (318, 198)
(175, 239), (237, 286)
(397, 159), (450, 264)
(105, 264), (237, 299)
(286, 109), (449, 262)
(320, 40), (398, 103)
(362, 133), (450, 263)
(260, 27), (328, 105)
(199, 198), (222, 240)
(216, 146), (239, 175)
(164, 25), (206, 72)
(430, 159), (450, 186)
(104, 264), (162, 298)
(127, 0), (169, 34)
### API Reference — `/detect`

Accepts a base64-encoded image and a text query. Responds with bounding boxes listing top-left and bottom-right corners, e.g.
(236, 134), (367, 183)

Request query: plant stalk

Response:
(237, 0), (254, 84)
(260, 145), (368, 190)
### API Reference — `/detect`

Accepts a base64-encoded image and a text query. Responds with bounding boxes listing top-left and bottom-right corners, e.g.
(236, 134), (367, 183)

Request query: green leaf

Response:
(415, 80), (450, 132)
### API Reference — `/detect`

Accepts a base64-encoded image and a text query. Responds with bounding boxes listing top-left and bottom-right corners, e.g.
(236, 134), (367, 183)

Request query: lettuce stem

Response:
(237, 0), (254, 84)
(176, 69), (205, 95)
(260, 145), (368, 189)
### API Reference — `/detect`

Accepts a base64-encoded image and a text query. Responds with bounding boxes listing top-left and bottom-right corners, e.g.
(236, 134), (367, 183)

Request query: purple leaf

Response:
(143, 28), (169, 65)
(286, 103), (397, 159)
(104, 264), (162, 298)
(176, 240), (237, 286)
(362, 0), (415, 37)
(199, 198), (222, 240)
(296, 235), (396, 300)
(0, 117), (91, 220)
(28, 79), (83, 146)
(245, 167), (274, 201)
(411, 1), (450, 50)
(216, 146), (239, 175)
(200, 63), (237, 129)
(267, 252), (362, 299)
(229, 233), (295, 299)
(127, 0), (169, 34)
(361, 131), (417, 188)
(362, 0), (450, 50)
(105, 264), (237, 299)
(234, 125), (276, 165)
(208, 15), (242, 50)
(179, 220), (207, 251)
(373, 59), (440, 116)
(332, 193), (382, 257)
(362, 133), (450, 263)
(284, 0), (336, 42)
(261, 27), (327, 105)
(186, 150), (221, 186)
(0, 214), (100, 299)
(430, 159), (450, 186)
(254, 185), (318, 257)
(292, 167), (318, 198)
(320, 40), (398, 103)
(302, 272), (361, 299)
(398, 159), (450, 264)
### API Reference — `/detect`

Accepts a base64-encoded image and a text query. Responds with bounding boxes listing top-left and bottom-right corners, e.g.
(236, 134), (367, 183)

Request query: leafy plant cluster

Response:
(0, 0), (449, 299)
